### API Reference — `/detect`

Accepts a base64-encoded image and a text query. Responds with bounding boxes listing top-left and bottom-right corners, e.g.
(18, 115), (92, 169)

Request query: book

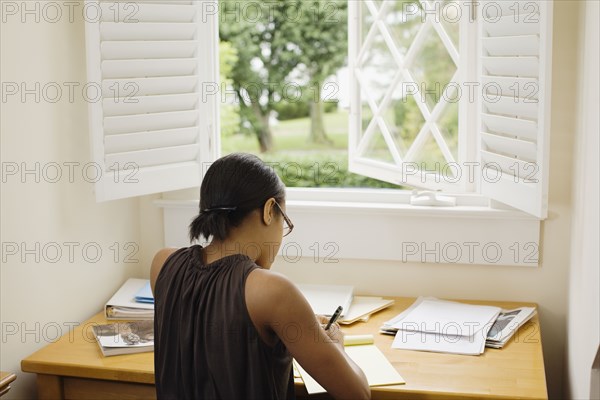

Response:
(339, 296), (395, 325)
(91, 321), (154, 357)
(296, 284), (353, 317)
(381, 297), (501, 355)
(105, 278), (154, 320)
(294, 334), (405, 394)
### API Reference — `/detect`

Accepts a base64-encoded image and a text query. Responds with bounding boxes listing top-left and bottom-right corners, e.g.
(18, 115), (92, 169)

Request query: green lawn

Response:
(220, 110), (399, 189)
(221, 110), (349, 154)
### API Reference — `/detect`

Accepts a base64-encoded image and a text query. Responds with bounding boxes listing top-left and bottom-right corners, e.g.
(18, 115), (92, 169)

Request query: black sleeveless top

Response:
(154, 245), (296, 400)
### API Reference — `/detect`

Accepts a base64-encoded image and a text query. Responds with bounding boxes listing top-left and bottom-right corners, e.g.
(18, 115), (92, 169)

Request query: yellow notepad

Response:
(294, 335), (405, 394)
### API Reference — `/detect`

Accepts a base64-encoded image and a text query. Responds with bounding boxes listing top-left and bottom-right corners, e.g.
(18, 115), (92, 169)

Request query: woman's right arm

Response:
(245, 269), (371, 400)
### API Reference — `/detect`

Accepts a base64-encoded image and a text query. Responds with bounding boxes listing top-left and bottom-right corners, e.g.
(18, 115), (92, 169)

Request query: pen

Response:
(325, 306), (343, 330)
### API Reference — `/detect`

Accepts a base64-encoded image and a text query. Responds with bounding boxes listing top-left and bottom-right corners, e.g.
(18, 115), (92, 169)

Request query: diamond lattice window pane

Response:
(412, 131), (454, 176)
(438, 0), (460, 50)
(361, 103), (374, 134)
(359, 25), (398, 106)
(353, 0), (462, 188)
(409, 25), (457, 111)
(361, 2), (376, 45)
(381, 93), (425, 157)
(385, 0), (423, 57)
(436, 101), (459, 160)
(362, 125), (395, 165)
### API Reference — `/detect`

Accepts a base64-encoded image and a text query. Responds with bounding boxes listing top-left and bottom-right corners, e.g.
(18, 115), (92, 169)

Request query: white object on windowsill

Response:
(410, 190), (457, 207)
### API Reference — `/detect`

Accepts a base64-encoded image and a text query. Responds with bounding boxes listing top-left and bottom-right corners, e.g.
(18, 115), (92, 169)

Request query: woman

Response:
(151, 153), (370, 400)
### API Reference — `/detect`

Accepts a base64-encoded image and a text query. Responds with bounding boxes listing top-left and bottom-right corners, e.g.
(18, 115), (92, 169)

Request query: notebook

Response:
(297, 284), (353, 316)
(105, 278), (154, 320)
(134, 282), (154, 304)
(294, 334), (405, 394)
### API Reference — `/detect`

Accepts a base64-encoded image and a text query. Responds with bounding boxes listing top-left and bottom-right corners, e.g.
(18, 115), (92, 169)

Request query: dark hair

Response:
(189, 153), (285, 242)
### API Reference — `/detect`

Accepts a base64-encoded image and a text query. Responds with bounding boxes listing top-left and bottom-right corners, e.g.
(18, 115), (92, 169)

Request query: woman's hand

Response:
(316, 315), (344, 351)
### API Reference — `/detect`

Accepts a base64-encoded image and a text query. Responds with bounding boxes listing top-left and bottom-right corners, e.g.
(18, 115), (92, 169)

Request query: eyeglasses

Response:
(274, 201), (294, 237)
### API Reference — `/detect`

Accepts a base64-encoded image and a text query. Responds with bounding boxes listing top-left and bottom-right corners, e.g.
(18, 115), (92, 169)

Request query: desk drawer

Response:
(64, 377), (156, 400)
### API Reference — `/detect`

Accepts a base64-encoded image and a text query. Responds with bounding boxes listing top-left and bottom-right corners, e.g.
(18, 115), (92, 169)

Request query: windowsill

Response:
(283, 188), (538, 220)
(157, 187), (537, 219)
(156, 187), (541, 267)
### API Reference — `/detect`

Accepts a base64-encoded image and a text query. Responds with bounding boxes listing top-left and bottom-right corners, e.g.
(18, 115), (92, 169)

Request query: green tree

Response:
(283, 0), (348, 144)
(219, 0), (301, 152)
(219, 41), (240, 137)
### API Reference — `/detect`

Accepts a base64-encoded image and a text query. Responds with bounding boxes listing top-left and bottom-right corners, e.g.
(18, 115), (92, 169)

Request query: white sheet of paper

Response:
(392, 298), (500, 336)
(296, 284), (353, 316)
(339, 297), (394, 324)
(392, 328), (487, 355)
(382, 296), (432, 328)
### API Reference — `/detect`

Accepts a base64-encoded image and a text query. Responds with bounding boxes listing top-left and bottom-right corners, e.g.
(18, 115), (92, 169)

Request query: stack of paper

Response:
(294, 334), (405, 394)
(339, 296), (395, 325)
(105, 278), (154, 320)
(485, 307), (537, 348)
(297, 284), (353, 317)
(381, 297), (500, 356)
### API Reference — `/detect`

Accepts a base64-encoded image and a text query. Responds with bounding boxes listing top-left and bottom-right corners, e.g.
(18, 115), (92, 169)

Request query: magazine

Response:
(92, 321), (154, 357)
(485, 307), (537, 348)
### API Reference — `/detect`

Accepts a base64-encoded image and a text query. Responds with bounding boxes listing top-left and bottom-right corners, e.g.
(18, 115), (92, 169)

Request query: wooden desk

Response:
(21, 297), (547, 400)
(0, 371), (17, 397)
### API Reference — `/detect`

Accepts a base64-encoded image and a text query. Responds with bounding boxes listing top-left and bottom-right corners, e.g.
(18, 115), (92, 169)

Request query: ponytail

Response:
(189, 209), (234, 242)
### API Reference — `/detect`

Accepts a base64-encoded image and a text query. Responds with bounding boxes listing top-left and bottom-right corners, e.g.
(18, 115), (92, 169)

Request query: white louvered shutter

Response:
(477, 0), (553, 218)
(84, 0), (219, 201)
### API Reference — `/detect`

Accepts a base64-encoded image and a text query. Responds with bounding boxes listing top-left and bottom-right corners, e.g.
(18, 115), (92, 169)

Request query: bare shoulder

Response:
(246, 268), (299, 301)
(150, 248), (178, 292)
(245, 268), (310, 326)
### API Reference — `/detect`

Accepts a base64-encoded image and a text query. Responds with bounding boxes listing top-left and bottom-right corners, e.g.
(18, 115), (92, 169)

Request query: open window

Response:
(348, 0), (553, 218)
(85, 0), (553, 221)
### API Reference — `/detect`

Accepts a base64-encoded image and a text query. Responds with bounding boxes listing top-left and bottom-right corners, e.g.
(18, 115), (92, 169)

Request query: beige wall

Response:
(0, 6), (145, 399)
(566, 0), (600, 398)
(0, 1), (585, 400)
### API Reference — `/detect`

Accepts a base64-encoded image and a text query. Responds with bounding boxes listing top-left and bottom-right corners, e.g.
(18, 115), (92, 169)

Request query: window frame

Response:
(347, 0), (479, 193)
(343, 0), (553, 219)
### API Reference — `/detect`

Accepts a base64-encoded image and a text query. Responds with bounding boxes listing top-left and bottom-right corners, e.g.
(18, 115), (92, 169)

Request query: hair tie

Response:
(202, 206), (237, 213)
